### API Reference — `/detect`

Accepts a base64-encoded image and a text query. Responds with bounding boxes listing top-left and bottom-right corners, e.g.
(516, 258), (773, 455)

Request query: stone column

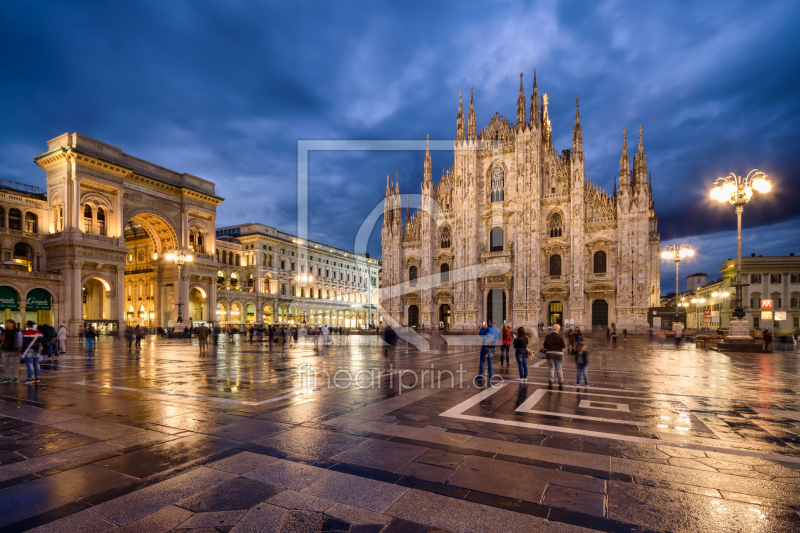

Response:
(115, 265), (124, 333)
(209, 273), (217, 325)
(155, 265), (163, 327)
(68, 261), (83, 335)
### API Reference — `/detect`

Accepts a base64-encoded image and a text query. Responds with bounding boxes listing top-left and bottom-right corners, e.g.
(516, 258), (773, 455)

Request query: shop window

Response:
(9, 208), (21, 231)
(25, 212), (37, 233)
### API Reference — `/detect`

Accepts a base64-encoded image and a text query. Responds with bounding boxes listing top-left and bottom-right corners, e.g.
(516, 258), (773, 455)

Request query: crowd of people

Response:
(1, 320), (67, 385)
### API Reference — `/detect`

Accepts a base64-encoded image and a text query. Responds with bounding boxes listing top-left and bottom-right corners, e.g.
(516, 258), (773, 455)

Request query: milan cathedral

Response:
(381, 70), (661, 332)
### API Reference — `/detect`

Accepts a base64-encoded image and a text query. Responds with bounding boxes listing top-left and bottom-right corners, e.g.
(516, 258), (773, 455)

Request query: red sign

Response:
(703, 310), (711, 317)
(761, 311), (773, 320)
(761, 299), (773, 310)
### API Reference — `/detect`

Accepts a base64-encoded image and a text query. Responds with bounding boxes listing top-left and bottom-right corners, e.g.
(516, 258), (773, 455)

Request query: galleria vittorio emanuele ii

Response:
(381, 71), (661, 332)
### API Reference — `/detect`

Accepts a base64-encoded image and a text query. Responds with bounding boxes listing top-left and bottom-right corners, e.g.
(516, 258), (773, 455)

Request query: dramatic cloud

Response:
(1, 0), (798, 293)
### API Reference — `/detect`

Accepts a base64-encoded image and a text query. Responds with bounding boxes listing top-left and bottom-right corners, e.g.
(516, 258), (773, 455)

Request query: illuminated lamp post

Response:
(165, 249), (193, 323)
(709, 170), (771, 333)
(661, 244), (694, 320)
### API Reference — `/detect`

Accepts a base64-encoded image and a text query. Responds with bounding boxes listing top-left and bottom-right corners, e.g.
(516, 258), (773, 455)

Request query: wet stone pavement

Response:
(0, 334), (799, 532)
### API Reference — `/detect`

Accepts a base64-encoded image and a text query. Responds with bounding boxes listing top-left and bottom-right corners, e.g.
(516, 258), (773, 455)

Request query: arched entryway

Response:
(548, 301), (563, 326)
(439, 304), (451, 330)
(263, 304), (273, 324)
(592, 299), (609, 327)
(83, 278), (109, 321)
(189, 288), (206, 323)
(408, 305), (419, 327)
(487, 289), (506, 325)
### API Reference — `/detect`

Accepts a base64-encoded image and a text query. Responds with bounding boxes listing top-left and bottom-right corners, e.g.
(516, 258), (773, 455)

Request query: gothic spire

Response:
(516, 72), (527, 127)
(423, 134), (432, 185)
(456, 90), (465, 141)
(468, 87), (477, 140)
(572, 97), (583, 156)
(633, 125), (647, 188)
(542, 93), (552, 146)
(619, 128), (630, 188)
(529, 68), (539, 128)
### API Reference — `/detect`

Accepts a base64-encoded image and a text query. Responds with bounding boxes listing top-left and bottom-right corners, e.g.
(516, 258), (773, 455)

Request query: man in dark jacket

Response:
(544, 324), (567, 390)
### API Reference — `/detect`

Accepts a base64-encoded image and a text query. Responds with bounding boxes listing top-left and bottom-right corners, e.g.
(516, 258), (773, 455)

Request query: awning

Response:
(0, 286), (20, 310)
(26, 288), (52, 311)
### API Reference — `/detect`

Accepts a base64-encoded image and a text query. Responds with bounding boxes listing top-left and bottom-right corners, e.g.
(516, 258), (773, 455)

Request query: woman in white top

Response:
(57, 324), (68, 354)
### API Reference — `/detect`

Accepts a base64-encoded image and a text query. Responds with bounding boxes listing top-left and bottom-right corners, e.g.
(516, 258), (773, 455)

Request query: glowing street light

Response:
(662, 243), (694, 319)
(709, 170), (771, 320)
(166, 249), (193, 323)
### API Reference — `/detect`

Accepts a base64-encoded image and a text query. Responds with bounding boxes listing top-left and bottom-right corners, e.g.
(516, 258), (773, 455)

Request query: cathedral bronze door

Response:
(549, 301), (563, 326)
(487, 289), (506, 324)
(592, 299), (608, 327)
(408, 305), (419, 327)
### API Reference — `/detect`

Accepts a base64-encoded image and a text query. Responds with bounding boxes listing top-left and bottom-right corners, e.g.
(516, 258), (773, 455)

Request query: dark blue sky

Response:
(2, 1), (799, 292)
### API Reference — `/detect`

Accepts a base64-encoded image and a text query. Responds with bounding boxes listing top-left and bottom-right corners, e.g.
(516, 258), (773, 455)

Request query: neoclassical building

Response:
(381, 72), (661, 332)
(0, 132), (377, 335)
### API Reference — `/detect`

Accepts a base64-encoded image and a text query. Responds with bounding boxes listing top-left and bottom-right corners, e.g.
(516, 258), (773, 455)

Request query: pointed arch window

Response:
(409, 265), (418, 285)
(549, 254), (562, 276)
(491, 165), (504, 202)
(548, 212), (563, 238)
(593, 251), (607, 274)
(439, 226), (451, 249)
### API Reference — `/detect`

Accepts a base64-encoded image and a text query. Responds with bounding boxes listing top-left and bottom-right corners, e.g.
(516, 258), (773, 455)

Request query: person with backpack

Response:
(125, 326), (135, 352)
(575, 342), (590, 387)
(85, 325), (96, 351)
(21, 321), (43, 385)
(1, 320), (22, 384)
(513, 327), (529, 382)
(544, 323), (567, 390)
(40, 323), (55, 358)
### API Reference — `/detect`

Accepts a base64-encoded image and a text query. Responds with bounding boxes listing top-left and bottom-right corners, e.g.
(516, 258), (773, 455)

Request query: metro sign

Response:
(761, 299), (773, 310)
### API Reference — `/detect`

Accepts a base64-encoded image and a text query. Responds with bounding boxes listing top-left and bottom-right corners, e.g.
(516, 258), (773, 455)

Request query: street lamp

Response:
(661, 243), (694, 320)
(710, 170), (771, 321)
(690, 297), (706, 329)
(165, 249), (193, 323)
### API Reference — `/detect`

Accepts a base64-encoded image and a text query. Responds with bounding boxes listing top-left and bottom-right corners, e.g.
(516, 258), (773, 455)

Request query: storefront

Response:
(0, 286), (21, 324)
(26, 288), (53, 326)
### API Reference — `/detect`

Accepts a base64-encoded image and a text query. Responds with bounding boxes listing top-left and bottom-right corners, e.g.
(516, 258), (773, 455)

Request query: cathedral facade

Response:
(381, 71), (660, 332)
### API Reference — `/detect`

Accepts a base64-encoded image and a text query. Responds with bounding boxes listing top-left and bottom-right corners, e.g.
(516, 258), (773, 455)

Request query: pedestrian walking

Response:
(1, 320), (21, 384)
(125, 326), (135, 352)
(575, 342), (590, 387)
(675, 327), (682, 346)
(134, 325), (144, 350)
(623, 327), (628, 341)
(566, 327), (575, 354)
(544, 323), (566, 390)
(501, 324), (511, 365)
(322, 325), (329, 345)
(21, 321), (43, 385)
(85, 325), (96, 351)
(648, 327), (653, 341)
(606, 326), (611, 341)
(57, 323), (67, 354)
(197, 323), (209, 355)
(763, 328), (773, 350)
(611, 326), (618, 345)
(513, 327), (529, 382)
(213, 323), (220, 345)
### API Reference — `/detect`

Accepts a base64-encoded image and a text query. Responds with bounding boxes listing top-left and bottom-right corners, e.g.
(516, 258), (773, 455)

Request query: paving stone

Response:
(87, 467), (236, 525)
(608, 479), (800, 532)
(229, 503), (288, 533)
(278, 509), (324, 533)
(413, 449), (466, 469)
(255, 426), (365, 459)
(16, 441), (122, 472)
(387, 488), (593, 533)
(332, 438), (427, 472)
(267, 489), (334, 512)
(667, 456), (719, 472)
(209, 419), (293, 441)
(0, 463), (27, 482)
(302, 470), (408, 513)
(382, 518), (432, 533)
(447, 455), (548, 503)
(396, 461), (454, 483)
(49, 418), (145, 440)
(176, 509), (246, 528)
(245, 458), (331, 490)
(27, 510), (118, 533)
(207, 451), (279, 474)
(115, 505), (195, 533)
(460, 436), (612, 472)
(543, 484), (605, 517)
(176, 476), (282, 512)
(324, 502), (392, 525)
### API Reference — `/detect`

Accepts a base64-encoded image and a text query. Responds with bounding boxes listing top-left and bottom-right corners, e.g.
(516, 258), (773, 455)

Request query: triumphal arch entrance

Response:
(34, 133), (222, 334)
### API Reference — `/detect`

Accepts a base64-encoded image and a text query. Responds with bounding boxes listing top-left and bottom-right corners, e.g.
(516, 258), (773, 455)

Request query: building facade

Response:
(381, 72), (661, 332)
(0, 132), (377, 335)
(214, 223), (380, 328)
